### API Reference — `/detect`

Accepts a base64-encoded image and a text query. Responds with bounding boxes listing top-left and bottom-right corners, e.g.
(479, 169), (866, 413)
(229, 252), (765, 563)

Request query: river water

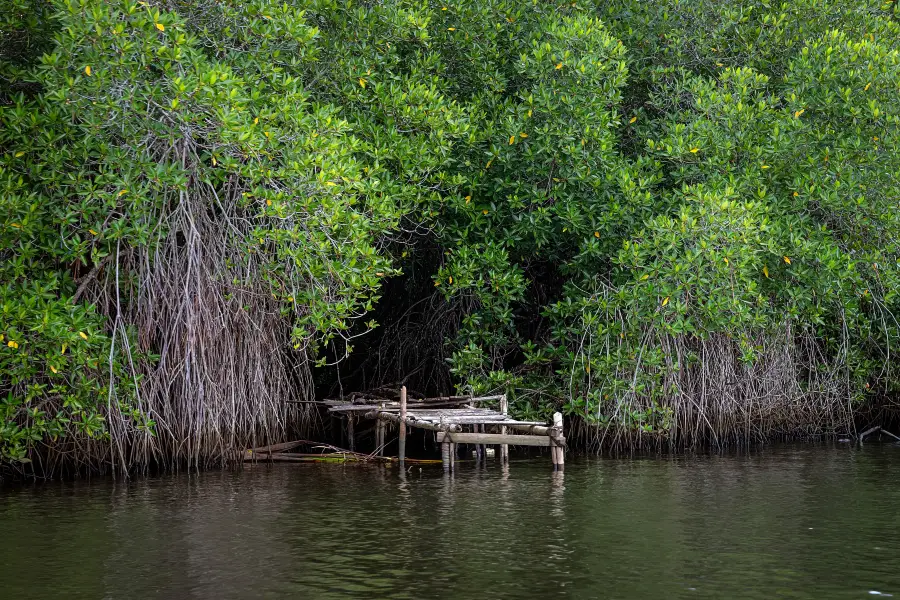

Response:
(2, 444), (899, 599)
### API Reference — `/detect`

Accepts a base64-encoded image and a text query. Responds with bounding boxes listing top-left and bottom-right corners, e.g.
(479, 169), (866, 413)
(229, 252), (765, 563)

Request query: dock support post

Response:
(442, 440), (451, 472)
(375, 403), (385, 457)
(551, 412), (564, 471)
(450, 442), (456, 472)
(500, 394), (509, 465)
(398, 386), (407, 468)
(348, 415), (355, 452)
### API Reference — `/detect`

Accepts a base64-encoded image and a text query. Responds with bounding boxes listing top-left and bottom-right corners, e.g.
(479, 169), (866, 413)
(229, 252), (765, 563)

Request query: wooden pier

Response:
(326, 387), (565, 471)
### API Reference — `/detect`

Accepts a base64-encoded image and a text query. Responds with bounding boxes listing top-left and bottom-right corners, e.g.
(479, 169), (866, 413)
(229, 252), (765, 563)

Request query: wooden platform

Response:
(326, 388), (565, 471)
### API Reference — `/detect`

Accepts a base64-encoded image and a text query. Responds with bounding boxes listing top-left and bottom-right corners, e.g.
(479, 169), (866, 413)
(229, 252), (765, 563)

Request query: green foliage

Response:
(3, 0), (900, 465)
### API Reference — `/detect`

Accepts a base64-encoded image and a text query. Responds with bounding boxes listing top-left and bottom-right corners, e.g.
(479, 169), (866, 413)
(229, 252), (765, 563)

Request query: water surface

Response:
(2, 445), (899, 598)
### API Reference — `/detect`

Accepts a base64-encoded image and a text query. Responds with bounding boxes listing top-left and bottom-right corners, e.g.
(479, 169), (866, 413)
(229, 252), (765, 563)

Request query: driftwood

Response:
(244, 440), (308, 456)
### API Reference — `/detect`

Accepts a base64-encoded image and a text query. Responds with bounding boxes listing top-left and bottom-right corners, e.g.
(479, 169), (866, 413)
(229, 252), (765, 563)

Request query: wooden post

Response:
(348, 415), (355, 452)
(500, 394), (509, 464)
(450, 442), (456, 472)
(442, 440), (451, 472)
(551, 412), (564, 471)
(398, 385), (407, 467)
(375, 402), (385, 457)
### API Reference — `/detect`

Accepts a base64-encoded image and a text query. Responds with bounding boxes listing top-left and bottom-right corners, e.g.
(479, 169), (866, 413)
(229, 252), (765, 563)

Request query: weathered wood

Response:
(375, 413), (385, 457)
(366, 410), (463, 433)
(244, 440), (305, 456)
(347, 415), (355, 452)
(450, 442), (456, 471)
(398, 386), (407, 466)
(442, 441), (451, 472)
(551, 412), (565, 470)
(475, 424), (485, 462)
(436, 432), (552, 447)
(500, 394), (509, 464)
(505, 422), (554, 436)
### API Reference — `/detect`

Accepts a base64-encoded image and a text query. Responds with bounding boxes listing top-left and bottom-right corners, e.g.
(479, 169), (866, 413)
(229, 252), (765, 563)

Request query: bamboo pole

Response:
(500, 394), (509, 464)
(398, 386), (407, 467)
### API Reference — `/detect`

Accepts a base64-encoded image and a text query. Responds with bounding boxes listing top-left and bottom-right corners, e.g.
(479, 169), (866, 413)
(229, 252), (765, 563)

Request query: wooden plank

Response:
(436, 432), (551, 447)
(365, 411), (462, 433)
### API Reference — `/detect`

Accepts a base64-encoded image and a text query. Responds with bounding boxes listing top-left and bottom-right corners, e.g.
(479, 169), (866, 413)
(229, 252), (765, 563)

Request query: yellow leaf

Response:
(585, 366), (590, 374)
(156, 23), (165, 32)
(448, 276), (453, 284)
(783, 256), (791, 265)
(873, 136), (879, 141)
(442, 6), (447, 10)
(10, 223), (20, 228)
(527, 109), (532, 118)
(325, 181), (337, 186)
(376, 272), (384, 277)
(594, 231), (600, 238)
(661, 296), (670, 307)
(61, 343), (67, 354)
(509, 135), (515, 145)
(485, 159), (493, 169)
(15, 151), (24, 157)
(266, 199), (272, 206)
(212, 157), (217, 166)
(7, 340), (18, 349)
(0, 334), (4, 342)
(794, 108), (805, 118)
(761, 164), (770, 169)
(555, 63), (563, 70)
(640, 274), (649, 281)
(629, 116), (637, 124)
(359, 78), (366, 88)
(253, 117), (259, 124)
(447, 27), (456, 31)
(465, 195), (471, 203)
(690, 147), (699, 153)
(762, 265), (769, 278)
(482, 209), (489, 215)
(716, 62), (724, 67)
(723, 257), (729, 265)
(89, 229), (98, 236)
(520, 132), (528, 138)
(79, 331), (88, 340)
(864, 82), (871, 91)
(264, 131), (270, 138)
(118, 189), (128, 196)
(50, 365), (58, 374)
(85, 65), (92, 76)
(434, 281), (440, 287)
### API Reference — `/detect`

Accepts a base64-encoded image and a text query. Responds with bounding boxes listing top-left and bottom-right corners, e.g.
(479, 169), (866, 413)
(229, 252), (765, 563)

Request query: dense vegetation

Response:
(2, 0), (899, 474)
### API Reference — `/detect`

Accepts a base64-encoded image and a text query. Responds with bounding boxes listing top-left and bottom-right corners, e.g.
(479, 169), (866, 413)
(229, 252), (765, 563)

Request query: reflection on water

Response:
(2, 445), (900, 599)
